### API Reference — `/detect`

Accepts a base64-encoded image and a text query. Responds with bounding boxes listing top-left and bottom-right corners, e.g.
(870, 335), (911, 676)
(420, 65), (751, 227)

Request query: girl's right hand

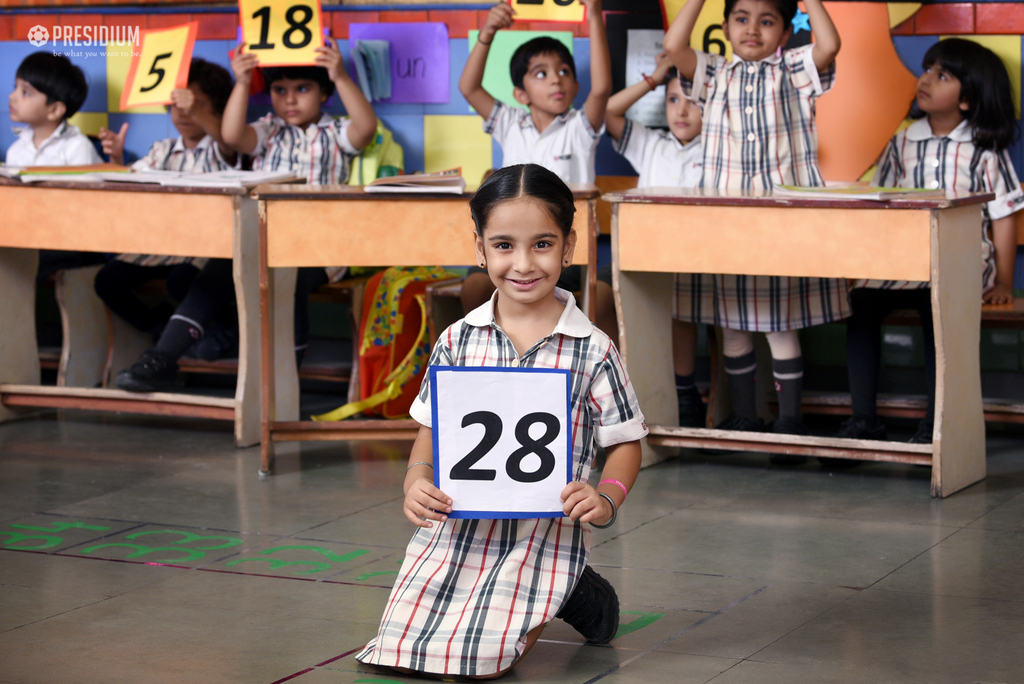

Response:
(652, 51), (673, 81)
(231, 46), (259, 84)
(404, 479), (453, 528)
(481, 3), (514, 41)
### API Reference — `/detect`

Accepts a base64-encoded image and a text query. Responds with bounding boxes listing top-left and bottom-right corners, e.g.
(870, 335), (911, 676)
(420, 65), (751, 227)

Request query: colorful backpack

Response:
(347, 120), (404, 186)
(313, 266), (458, 421)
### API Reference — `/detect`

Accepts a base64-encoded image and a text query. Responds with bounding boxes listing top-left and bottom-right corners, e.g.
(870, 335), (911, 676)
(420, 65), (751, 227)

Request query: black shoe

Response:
(834, 416), (887, 441)
(714, 413), (766, 432)
(908, 420), (933, 444)
(556, 566), (619, 644)
(115, 348), (179, 393)
(182, 322), (239, 361)
(677, 386), (707, 428)
(769, 417), (809, 464)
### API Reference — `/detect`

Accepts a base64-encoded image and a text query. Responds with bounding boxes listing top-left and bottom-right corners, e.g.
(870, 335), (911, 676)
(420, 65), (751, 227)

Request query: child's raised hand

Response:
(579, 0), (604, 15)
(481, 3), (515, 41)
(230, 46), (259, 84)
(98, 122), (128, 164)
(561, 481), (613, 526)
(404, 478), (453, 529)
(170, 87), (195, 115)
(652, 51), (674, 81)
(984, 283), (1015, 306)
(314, 37), (345, 83)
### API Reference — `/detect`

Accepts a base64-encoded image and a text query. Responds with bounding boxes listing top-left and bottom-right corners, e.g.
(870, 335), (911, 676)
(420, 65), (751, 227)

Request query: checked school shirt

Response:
(679, 44), (849, 331)
(356, 288), (647, 677)
(858, 118), (1024, 292)
(117, 135), (239, 268)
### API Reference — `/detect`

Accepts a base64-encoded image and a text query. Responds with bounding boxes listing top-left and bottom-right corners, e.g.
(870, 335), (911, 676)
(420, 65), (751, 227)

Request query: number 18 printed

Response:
(430, 367), (572, 519)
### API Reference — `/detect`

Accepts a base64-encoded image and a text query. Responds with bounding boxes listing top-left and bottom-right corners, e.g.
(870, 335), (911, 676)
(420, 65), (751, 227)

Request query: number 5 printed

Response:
(238, 0), (324, 67)
(120, 22), (198, 111)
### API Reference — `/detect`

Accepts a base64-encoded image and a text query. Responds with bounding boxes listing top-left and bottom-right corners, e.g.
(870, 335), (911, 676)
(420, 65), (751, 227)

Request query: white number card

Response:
(430, 367), (572, 519)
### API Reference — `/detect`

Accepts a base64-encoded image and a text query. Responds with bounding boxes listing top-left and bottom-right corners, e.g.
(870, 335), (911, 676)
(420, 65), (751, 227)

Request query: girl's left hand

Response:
(984, 283), (1014, 305)
(561, 481), (613, 525)
(315, 37), (345, 82)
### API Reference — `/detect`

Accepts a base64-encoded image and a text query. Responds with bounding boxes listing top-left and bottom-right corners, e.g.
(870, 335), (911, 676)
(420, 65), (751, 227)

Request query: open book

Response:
(773, 184), (946, 201)
(5, 167), (300, 189)
(364, 168), (467, 194)
(0, 163), (130, 182)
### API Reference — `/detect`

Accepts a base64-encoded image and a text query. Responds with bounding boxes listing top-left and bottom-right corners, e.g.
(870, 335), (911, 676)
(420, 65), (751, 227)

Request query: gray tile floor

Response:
(2, 411), (1023, 683)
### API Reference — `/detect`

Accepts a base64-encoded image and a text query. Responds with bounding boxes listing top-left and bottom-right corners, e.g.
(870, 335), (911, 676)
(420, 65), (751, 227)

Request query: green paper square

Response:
(467, 30), (575, 111)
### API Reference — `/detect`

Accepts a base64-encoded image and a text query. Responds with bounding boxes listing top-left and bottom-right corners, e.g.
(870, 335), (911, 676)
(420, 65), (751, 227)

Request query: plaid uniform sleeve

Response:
(250, 114), (279, 158)
(130, 140), (167, 171)
(784, 44), (835, 97)
(985, 148), (1024, 221)
(611, 119), (650, 175)
(482, 100), (514, 145)
(409, 332), (456, 428)
(870, 136), (901, 188)
(690, 50), (721, 105)
(330, 117), (361, 155)
(588, 342), (648, 448)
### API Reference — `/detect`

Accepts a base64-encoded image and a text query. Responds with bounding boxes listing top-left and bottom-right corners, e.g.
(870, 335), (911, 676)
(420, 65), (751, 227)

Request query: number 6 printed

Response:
(238, 0), (325, 67)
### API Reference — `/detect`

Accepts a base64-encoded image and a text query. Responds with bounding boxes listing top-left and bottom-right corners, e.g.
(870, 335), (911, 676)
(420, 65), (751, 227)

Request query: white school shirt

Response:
(119, 135), (240, 267)
(484, 101), (604, 183)
(6, 121), (101, 166)
(859, 118), (1024, 292)
(251, 112), (361, 282)
(612, 120), (703, 189)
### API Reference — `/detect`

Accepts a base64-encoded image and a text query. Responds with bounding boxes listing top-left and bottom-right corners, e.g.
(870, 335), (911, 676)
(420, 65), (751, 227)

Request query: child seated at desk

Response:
(606, 51), (707, 427)
(94, 58), (238, 343)
(665, 0), (849, 450)
(115, 40), (377, 392)
(840, 39), (1024, 445)
(457, 0), (618, 336)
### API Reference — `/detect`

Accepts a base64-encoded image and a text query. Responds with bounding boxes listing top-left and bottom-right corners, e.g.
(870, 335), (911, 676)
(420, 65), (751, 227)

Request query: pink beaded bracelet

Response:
(599, 478), (629, 500)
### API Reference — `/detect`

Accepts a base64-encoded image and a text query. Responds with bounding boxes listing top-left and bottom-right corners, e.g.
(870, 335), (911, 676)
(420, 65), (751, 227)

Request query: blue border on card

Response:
(429, 365), (573, 519)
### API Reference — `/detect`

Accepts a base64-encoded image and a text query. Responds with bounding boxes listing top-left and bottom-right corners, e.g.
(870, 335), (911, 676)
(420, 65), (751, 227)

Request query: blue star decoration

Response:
(792, 10), (811, 34)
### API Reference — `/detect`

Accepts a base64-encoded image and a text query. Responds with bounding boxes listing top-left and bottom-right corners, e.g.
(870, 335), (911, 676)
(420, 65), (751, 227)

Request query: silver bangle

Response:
(407, 461), (433, 472)
(590, 492), (617, 529)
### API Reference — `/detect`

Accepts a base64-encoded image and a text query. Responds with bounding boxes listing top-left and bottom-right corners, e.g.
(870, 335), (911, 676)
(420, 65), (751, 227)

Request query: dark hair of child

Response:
(908, 38), (1018, 152)
(187, 58), (234, 116)
(469, 163), (576, 239)
(724, 0), (797, 30)
(510, 37), (577, 90)
(261, 65), (336, 98)
(15, 52), (88, 119)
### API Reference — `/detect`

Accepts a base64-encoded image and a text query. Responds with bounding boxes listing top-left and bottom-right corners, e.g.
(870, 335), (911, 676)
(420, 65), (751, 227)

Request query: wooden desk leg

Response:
(55, 265), (108, 388)
(930, 205), (986, 497)
(588, 198), (598, 322)
(0, 248), (41, 421)
(259, 203), (274, 475)
(234, 196), (260, 447)
(610, 204), (678, 467)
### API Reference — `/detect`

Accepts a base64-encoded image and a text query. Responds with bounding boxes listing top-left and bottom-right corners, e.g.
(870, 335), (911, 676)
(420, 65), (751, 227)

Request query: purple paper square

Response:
(348, 22), (450, 104)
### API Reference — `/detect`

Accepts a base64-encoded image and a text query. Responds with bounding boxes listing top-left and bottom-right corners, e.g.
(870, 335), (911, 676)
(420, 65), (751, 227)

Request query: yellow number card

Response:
(239, 0), (325, 66)
(510, 0), (586, 24)
(120, 22), (198, 111)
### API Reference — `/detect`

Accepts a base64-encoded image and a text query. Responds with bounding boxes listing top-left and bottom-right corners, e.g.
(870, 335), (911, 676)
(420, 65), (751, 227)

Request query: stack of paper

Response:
(364, 168), (466, 194)
(773, 184), (946, 201)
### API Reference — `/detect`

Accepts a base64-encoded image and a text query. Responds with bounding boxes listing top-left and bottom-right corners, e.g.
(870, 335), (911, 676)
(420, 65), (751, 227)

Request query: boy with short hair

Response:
(457, 0), (615, 332)
(7, 52), (101, 166)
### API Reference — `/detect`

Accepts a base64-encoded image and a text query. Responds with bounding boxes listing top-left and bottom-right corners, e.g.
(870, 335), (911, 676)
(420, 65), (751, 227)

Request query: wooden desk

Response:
(605, 188), (993, 498)
(256, 184), (601, 475)
(0, 179), (282, 447)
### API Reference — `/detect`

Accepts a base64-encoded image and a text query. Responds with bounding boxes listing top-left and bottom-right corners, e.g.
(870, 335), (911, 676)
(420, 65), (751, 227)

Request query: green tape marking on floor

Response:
(355, 571), (400, 581)
(126, 530), (243, 549)
(614, 610), (666, 639)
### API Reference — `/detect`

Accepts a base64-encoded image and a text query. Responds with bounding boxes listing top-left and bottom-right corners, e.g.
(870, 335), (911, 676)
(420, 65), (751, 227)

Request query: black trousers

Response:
(846, 287), (936, 423)
(94, 260), (199, 334)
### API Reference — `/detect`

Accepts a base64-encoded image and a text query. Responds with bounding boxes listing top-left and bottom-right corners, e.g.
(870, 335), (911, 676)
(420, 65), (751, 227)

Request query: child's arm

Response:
(458, 3), (514, 118)
(581, 0), (612, 133)
(221, 48), (260, 155)
(662, 0), (704, 80)
(804, 0), (841, 73)
(985, 216), (1016, 305)
(98, 123), (129, 165)
(317, 37), (377, 151)
(561, 440), (641, 526)
(404, 426), (453, 528)
(169, 88), (238, 165)
(606, 52), (673, 142)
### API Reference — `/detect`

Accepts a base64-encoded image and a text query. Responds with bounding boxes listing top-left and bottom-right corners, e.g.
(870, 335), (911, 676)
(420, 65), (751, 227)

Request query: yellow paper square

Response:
(511, 0), (585, 24)
(239, 0), (324, 66)
(121, 24), (197, 110)
(662, 0), (731, 60)
(67, 112), (109, 138)
(424, 115), (493, 191)
(108, 49), (165, 114)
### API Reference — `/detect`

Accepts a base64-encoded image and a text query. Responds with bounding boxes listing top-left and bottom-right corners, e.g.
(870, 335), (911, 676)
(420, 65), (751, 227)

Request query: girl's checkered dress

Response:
(676, 44), (851, 331)
(356, 290), (647, 677)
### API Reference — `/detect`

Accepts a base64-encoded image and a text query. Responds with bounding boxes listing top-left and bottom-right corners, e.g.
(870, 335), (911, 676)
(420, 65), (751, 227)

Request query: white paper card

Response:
(431, 367), (571, 519)
(625, 29), (668, 128)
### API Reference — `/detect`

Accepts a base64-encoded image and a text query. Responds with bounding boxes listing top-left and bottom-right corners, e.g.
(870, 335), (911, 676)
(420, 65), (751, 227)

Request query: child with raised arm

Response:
(840, 39), (1024, 445)
(95, 58), (238, 343)
(357, 164), (647, 678)
(116, 40), (377, 392)
(664, 0), (849, 447)
(606, 52), (706, 426)
(457, 0), (618, 335)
